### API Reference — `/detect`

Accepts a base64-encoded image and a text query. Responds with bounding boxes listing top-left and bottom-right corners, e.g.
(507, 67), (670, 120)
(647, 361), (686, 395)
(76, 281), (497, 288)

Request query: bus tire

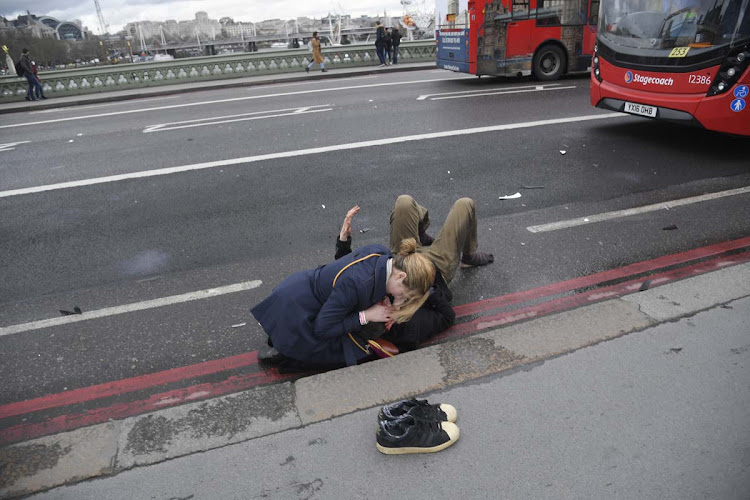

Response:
(533, 45), (566, 81)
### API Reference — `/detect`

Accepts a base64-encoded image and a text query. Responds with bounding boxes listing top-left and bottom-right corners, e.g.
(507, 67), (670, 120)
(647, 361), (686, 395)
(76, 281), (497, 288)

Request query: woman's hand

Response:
(363, 300), (393, 323)
(339, 205), (360, 242)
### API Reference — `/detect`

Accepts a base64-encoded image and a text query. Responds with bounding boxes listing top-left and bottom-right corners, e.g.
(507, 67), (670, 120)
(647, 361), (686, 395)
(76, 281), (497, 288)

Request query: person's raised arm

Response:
(335, 205), (359, 260)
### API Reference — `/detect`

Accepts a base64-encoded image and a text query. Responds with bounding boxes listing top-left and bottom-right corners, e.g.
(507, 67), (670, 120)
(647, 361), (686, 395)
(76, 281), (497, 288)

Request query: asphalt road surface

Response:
(1, 69), (748, 425)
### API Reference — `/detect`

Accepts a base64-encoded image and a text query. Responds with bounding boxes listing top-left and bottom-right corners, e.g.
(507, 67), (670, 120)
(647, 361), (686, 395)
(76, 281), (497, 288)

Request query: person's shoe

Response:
(379, 399), (457, 423)
(460, 251), (494, 268)
(419, 231), (434, 246)
(305, 67), (310, 73)
(24, 96), (31, 101)
(258, 346), (285, 364)
(321, 69), (327, 72)
(376, 415), (459, 454)
(39, 96), (47, 100)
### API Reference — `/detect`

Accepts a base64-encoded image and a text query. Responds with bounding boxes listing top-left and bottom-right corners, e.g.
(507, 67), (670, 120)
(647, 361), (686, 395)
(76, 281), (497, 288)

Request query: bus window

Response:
(513, 0), (531, 19)
(537, 0), (588, 25)
(589, 0), (600, 24)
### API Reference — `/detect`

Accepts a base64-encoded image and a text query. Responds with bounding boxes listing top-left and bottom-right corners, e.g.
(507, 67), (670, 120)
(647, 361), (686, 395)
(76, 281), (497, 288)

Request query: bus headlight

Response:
(707, 44), (750, 97)
(592, 41), (602, 82)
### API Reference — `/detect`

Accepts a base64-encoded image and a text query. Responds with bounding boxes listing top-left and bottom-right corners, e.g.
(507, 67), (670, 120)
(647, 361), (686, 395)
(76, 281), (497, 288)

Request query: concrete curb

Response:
(0, 63), (436, 115)
(2, 262), (749, 499)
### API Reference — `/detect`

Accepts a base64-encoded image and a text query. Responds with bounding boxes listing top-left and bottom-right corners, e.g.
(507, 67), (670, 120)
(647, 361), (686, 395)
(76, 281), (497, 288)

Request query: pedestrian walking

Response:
(31, 60), (46, 100)
(384, 28), (393, 64)
(305, 31), (327, 73)
(17, 49), (45, 101)
(391, 27), (403, 64)
(375, 22), (387, 66)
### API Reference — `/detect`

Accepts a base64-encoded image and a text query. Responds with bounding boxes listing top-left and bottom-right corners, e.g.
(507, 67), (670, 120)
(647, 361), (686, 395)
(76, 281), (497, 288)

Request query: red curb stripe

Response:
(1, 236), (748, 422)
(2, 251), (748, 446)
(0, 367), (295, 446)
(432, 252), (750, 342)
(0, 351), (259, 420)
(453, 236), (750, 316)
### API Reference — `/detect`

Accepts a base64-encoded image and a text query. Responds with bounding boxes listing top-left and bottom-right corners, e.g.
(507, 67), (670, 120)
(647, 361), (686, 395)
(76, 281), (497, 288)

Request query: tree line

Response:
(1, 30), (105, 70)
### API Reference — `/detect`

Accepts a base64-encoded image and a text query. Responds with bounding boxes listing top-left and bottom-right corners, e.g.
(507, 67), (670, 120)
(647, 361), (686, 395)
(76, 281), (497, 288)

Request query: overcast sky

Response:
(1, 0), (422, 34)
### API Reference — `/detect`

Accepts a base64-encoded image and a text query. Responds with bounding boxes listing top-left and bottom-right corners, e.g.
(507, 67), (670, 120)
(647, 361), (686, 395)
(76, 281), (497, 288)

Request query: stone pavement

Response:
(2, 261), (748, 498)
(0, 62), (435, 115)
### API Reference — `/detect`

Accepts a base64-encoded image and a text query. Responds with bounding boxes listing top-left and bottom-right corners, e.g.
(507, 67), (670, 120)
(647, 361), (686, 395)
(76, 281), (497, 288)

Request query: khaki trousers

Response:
(389, 195), (478, 283)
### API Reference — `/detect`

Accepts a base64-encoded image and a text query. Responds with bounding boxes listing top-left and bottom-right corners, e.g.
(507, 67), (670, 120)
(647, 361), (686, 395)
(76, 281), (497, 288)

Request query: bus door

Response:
(505, 0), (534, 75)
(583, 0), (599, 56)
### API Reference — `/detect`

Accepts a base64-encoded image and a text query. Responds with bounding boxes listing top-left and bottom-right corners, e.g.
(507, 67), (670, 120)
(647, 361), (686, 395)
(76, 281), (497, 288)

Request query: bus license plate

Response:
(624, 102), (657, 118)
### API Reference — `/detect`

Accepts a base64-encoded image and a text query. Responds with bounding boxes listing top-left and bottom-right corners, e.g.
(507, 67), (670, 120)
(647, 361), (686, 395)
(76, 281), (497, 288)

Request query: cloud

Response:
(3, 0), (409, 33)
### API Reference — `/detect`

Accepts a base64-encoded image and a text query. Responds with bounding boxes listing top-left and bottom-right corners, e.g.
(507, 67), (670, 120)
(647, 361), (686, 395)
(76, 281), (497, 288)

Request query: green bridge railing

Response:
(1, 41), (436, 101)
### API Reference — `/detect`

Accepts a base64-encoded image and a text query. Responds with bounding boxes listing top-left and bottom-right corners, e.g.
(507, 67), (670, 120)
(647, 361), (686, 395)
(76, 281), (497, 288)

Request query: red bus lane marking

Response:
(1, 237), (749, 426)
(2, 251), (749, 446)
(431, 252), (750, 343)
(0, 351), (259, 420)
(453, 235), (750, 316)
(0, 368), (296, 446)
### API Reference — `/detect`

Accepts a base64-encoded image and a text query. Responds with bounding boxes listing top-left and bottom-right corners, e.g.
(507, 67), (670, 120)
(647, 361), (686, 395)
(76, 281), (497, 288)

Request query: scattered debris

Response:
(669, 347), (682, 354)
(447, 170), (451, 174)
(584, 218), (590, 222)
(662, 225), (678, 231)
(359, 228), (370, 233)
(321, 204), (325, 209)
(639, 279), (652, 292)
(520, 185), (545, 189)
(498, 192), (522, 200)
(231, 322), (247, 328)
(59, 306), (82, 316)
(77, 133), (83, 136)
(559, 150), (567, 155)
(68, 139), (74, 143)
(369, 99), (373, 102)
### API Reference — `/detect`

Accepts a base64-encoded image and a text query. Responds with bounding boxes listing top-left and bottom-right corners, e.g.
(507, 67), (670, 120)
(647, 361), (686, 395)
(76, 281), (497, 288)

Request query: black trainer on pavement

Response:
(376, 415), (459, 454)
(379, 398), (457, 423)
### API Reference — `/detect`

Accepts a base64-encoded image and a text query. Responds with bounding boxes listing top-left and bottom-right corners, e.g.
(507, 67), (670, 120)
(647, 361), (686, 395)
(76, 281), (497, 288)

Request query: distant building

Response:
(0, 12), (87, 40)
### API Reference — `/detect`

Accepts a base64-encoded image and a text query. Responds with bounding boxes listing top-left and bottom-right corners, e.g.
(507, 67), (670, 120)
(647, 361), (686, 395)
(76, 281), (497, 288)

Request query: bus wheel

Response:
(533, 45), (565, 81)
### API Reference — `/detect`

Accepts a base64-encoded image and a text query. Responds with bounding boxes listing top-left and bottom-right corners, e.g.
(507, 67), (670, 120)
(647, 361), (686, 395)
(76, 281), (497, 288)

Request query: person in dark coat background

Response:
(391, 27), (403, 64)
(252, 237), (435, 370)
(384, 28), (393, 64)
(375, 22), (387, 66)
(18, 49), (44, 101)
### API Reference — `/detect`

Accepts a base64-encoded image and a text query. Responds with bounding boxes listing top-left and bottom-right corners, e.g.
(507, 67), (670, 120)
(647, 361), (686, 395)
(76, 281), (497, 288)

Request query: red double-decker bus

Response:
(436, 0), (599, 80)
(591, 0), (750, 136)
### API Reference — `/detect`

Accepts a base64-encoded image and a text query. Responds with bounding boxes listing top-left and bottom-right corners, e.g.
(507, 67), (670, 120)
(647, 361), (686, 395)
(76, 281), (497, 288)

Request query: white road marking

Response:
(0, 112), (626, 199)
(0, 75), (475, 130)
(0, 280), (263, 337)
(427, 85), (577, 100)
(0, 141), (31, 152)
(417, 83), (563, 100)
(526, 186), (750, 233)
(29, 95), (182, 114)
(143, 105), (332, 133)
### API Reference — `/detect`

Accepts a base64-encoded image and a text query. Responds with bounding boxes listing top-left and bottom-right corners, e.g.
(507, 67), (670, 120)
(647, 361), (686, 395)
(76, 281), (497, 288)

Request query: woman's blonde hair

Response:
(391, 238), (435, 324)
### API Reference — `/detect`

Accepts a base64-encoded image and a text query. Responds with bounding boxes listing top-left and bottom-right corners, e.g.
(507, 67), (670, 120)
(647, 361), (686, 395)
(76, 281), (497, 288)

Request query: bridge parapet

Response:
(0, 41), (436, 102)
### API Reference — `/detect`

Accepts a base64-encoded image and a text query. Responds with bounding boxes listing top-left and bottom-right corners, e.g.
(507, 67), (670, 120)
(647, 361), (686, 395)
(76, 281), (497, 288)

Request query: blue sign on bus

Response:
(436, 29), (470, 73)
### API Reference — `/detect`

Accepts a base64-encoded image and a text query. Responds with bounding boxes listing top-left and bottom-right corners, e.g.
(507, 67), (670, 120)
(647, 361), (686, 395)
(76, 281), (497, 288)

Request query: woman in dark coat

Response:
(251, 237), (435, 368)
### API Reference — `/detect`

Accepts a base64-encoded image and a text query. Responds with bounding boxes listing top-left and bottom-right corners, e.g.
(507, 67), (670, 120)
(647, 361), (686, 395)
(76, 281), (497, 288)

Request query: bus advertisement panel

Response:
(590, 0), (750, 136)
(436, 28), (472, 72)
(436, 0), (598, 80)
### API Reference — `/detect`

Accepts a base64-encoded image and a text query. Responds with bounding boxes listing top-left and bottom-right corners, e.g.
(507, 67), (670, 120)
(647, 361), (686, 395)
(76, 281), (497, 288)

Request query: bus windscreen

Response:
(599, 0), (750, 50)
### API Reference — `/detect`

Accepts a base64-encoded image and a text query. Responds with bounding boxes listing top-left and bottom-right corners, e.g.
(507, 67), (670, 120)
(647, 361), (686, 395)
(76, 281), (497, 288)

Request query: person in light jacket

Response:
(306, 31), (327, 73)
